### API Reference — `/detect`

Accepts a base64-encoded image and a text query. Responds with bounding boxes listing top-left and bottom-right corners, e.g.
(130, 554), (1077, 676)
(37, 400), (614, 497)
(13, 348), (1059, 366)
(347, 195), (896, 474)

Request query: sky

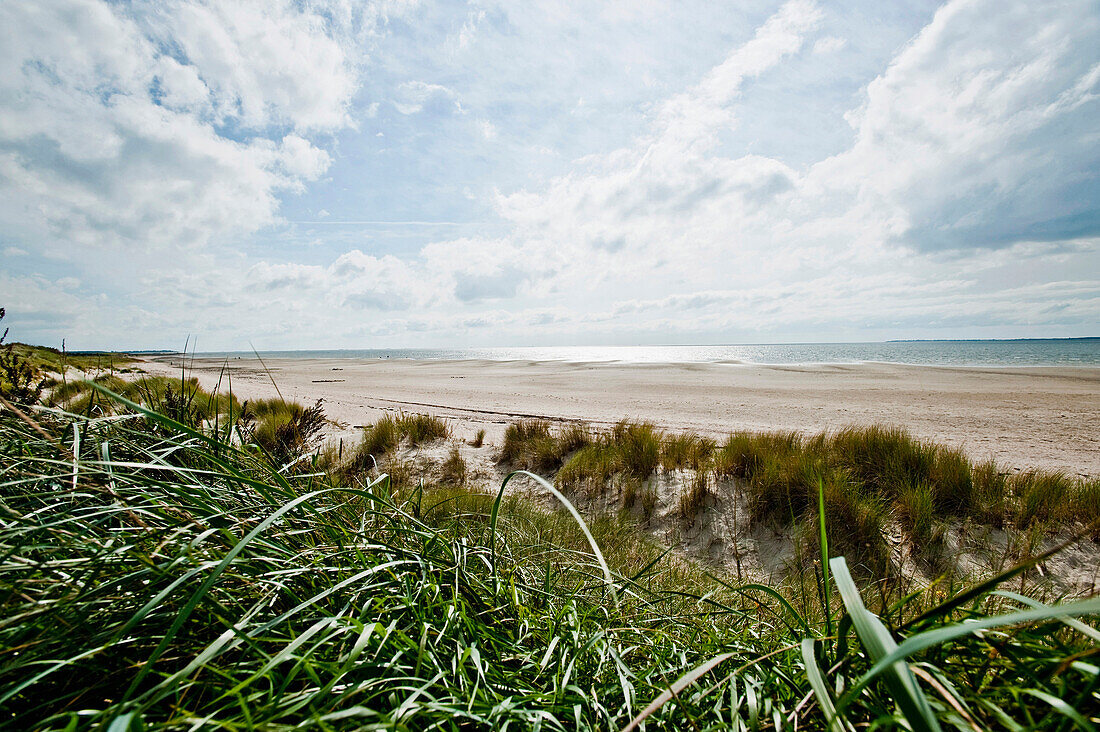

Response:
(2, 0), (1098, 351)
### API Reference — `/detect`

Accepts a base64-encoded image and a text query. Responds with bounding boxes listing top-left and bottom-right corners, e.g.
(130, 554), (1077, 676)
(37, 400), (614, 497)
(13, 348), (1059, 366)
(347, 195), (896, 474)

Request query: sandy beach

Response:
(139, 356), (1100, 477)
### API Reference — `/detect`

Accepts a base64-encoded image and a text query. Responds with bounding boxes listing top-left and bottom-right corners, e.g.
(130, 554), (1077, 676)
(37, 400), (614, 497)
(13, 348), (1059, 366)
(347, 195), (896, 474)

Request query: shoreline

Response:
(137, 355), (1100, 477)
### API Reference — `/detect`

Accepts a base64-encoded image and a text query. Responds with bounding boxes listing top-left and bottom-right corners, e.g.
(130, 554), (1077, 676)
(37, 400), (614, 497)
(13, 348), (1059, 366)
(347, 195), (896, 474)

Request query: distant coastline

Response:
(885, 336), (1098, 343)
(158, 338), (1100, 368)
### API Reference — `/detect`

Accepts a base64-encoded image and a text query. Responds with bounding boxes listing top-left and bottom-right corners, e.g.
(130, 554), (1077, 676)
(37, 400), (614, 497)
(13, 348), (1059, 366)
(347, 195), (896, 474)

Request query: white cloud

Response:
(813, 35), (846, 54)
(393, 81), (461, 115)
(4, 0), (1099, 349)
(145, 0), (357, 130)
(815, 0), (1100, 251)
(0, 0), (359, 251)
(478, 119), (498, 140)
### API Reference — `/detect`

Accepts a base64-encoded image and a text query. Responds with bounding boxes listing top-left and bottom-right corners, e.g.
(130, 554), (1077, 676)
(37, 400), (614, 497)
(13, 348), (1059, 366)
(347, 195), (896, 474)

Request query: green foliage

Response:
(557, 444), (618, 492)
(612, 420), (662, 479)
(1012, 470), (1074, 528)
(0, 308), (48, 405)
(498, 419), (590, 473)
(678, 469), (710, 518)
(352, 411), (450, 471)
(660, 431), (714, 472)
(356, 413), (400, 463)
(241, 398), (326, 467)
(396, 411), (449, 445)
(895, 481), (936, 544)
(1, 401), (1096, 730)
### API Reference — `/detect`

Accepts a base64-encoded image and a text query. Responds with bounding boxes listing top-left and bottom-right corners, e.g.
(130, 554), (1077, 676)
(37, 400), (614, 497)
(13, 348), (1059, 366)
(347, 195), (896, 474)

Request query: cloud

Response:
(469, 0), (1100, 332)
(393, 81), (461, 115)
(0, 0), (358, 250)
(815, 0), (1100, 251)
(4, 0), (1099, 349)
(812, 36), (846, 54)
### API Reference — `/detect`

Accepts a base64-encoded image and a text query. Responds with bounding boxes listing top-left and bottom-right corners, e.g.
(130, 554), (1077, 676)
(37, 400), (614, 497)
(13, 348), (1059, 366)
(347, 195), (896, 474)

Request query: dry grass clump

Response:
(441, 446), (467, 486)
(678, 470), (710, 519)
(1012, 470), (1074, 528)
(697, 424), (1100, 567)
(713, 431), (801, 480)
(555, 421), (661, 496)
(660, 432), (714, 472)
(611, 420), (662, 479)
(470, 428), (486, 447)
(357, 413), (401, 462)
(397, 412), (449, 445)
(498, 419), (591, 473)
(971, 459), (1008, 527)
(353, 412), (450, 467)
(817, 472), (890, 571)
(47, 373), (245, 429)
(557, 445), (618, 492)
(241, 398), (326, 466)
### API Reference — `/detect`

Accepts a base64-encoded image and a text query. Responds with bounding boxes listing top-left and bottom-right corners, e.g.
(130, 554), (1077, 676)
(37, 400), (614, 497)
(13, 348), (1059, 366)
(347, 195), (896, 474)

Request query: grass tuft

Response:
(441, 446), (467, 485)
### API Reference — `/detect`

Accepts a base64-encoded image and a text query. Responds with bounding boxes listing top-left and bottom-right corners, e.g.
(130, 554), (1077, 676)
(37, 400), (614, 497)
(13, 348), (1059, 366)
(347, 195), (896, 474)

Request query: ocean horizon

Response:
(188, 337), (1100, 368)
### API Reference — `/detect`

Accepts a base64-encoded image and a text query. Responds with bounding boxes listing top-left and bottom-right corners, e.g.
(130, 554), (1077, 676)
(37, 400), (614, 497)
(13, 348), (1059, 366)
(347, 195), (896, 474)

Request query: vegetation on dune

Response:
(499, 418), (1100, 572)
(352, 411), (450, 466)
(1, 315), (137, 382)
(470, 427), (486, 447)
(0, 314), (1097, 729)
(1, 390), (1098, 730)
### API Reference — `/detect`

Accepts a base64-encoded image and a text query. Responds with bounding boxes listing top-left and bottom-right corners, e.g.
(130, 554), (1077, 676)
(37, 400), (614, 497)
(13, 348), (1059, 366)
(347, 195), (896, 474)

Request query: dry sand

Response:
(139, 356), (1100, 476)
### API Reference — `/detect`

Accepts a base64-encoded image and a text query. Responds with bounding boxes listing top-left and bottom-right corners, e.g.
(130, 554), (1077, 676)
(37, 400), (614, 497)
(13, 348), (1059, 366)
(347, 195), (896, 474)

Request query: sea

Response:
(200, 338), (1100, 368)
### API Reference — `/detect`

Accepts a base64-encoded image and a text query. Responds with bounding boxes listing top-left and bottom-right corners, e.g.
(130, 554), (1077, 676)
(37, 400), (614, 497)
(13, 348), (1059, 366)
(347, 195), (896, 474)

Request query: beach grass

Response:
(1, 331), (1098, 729)
(1, 388), (1097, 730)
(497, 417), (1100, 573)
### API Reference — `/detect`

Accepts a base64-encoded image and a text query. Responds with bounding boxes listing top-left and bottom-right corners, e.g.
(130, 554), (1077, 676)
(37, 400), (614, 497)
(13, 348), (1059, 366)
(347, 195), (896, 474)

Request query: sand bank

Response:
(139, 356), (1100, 477)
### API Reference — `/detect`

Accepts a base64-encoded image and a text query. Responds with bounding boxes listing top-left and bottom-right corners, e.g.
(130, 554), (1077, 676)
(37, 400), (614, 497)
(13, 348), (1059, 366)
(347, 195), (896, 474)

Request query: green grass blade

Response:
(621, 652), (734, 732)
(830, 556), (941, 732)
(838, 594), (1100, 711)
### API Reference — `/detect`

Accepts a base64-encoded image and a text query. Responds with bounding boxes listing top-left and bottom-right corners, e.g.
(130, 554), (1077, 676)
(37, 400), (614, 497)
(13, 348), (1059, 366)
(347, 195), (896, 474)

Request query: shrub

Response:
(0, 308), (48, 406)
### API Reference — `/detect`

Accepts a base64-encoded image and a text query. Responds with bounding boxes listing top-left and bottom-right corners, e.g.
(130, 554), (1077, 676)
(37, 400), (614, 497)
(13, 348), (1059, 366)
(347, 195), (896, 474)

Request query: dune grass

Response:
(499, 418), (591, 473)
(0, 391), (1097, 730)
(500, 418), (1100, 573)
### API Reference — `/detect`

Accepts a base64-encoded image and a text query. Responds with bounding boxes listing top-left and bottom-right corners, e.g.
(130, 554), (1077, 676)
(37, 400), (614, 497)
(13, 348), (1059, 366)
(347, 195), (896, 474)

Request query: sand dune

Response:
(139, 356), (1100, 476)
